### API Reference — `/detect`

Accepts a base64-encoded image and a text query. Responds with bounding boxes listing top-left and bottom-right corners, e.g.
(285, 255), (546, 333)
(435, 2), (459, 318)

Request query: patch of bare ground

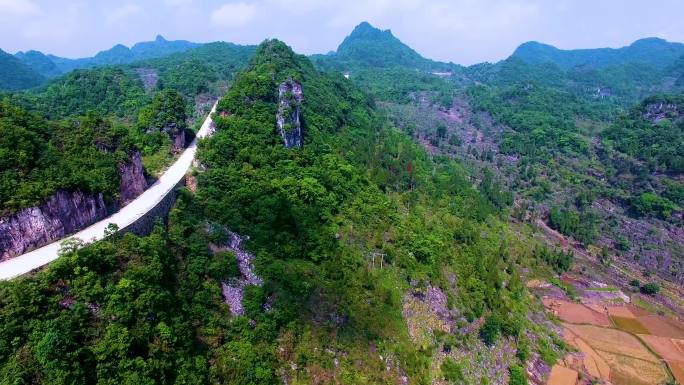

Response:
(547, 364), (578, 385)
(542, 299), (612, 327)
(637, 335), (684, 362)
(669, 361), (684, 385)
(638, 315), (684, 339)
(562, 326), (611, 381)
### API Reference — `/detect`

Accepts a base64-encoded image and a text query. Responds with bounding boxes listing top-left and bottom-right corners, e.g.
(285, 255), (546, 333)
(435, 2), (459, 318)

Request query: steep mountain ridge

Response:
(4, 35), (201, 90)
(313, 21), (455, 72)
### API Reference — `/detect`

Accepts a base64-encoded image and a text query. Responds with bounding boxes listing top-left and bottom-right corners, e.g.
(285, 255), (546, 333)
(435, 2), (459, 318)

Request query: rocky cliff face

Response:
(0, 190), (107, 260)
(0, 150), (149, 261)
(118, 150), (147, 204)
(171, 126), (185, 151)
(276, 78), (304, 148)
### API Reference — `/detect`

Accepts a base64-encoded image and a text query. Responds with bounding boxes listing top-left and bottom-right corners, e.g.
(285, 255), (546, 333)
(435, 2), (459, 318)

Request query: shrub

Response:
(640, 282), (660, 295)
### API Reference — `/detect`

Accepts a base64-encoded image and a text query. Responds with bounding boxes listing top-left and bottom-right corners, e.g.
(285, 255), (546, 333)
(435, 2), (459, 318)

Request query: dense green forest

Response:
(0, 40), (257, 214)
(0, 39), (566, 385)
(2, 18), (684, 385)
(0, 99), (132, 214)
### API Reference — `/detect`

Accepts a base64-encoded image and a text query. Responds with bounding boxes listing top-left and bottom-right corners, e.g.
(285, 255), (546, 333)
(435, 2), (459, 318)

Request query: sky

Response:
(1, 0), (683, 65)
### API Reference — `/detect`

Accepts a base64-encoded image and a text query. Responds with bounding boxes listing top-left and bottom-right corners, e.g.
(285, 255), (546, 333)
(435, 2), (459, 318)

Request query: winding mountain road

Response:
(0, 102), (217, 280)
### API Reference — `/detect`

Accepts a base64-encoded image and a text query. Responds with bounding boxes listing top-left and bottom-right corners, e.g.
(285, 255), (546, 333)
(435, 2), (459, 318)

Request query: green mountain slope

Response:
(0, 49), (45, 90)
(313, 21), (454, 72)
(131, 41), (256, 97)
(0, 39), (563, 385)
(512, 38), (684, 69)
(14, 50), (62, 78)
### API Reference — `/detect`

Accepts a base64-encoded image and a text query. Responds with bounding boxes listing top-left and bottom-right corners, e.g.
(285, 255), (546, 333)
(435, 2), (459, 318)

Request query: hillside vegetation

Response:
(0, 39), (565, 385)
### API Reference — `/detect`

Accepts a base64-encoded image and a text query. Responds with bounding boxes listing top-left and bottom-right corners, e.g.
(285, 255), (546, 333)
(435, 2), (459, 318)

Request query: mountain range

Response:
(4, 35), (199, 86)
(3, 23), (684, 94)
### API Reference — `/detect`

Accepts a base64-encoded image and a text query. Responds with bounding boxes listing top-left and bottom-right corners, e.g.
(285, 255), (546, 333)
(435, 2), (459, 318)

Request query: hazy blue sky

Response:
(1, 0), (683, 65)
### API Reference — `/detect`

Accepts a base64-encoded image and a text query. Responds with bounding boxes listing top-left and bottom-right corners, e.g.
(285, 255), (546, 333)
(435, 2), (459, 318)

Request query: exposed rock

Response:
(118, 150), (147, 204)
(643, 101), (680, 122)
(218, 231), (263, 316)
(276, 78), (304, 148)
(402, 285), (456, 345)
(0, 190), (107, 261)
(135, 68), (158, 91)
(526, 352), (551, 385)
(172, 127), (186, 151)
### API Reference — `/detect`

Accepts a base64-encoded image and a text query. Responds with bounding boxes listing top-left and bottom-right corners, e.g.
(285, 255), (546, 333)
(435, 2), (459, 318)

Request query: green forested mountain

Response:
(0, 39), (563, 385)
(2, 36), (202, 91)
(0, 49), (44, 91)
(2, 20), (684, 385)
(13, 50), (62, 78)
(512, 38), (684, 69)
(131, 42), (256, 97)
(310, 24), (684, 286)
(603, 93), (684, 174)
(313, 22), (454, 71)
(24, 68), (149, 119)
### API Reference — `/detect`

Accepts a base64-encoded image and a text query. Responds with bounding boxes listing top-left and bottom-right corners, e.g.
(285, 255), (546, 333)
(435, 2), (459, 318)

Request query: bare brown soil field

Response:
(611, 316), (650, 335)
(601, 350), (669, 385)
(637, 335), (684, 362)
(607, 306), (636, 318)
(639, 315), (684, 339)
(566, 324), (660, 363)
(547, 365), (577, 385)
(543, 299), (612, 326)
(669, 361), (684, 384)
(563, 327), (611, 381)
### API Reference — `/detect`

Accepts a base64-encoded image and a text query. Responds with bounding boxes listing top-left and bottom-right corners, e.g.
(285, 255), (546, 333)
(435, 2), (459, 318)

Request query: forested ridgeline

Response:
(0, 39), (564, 385)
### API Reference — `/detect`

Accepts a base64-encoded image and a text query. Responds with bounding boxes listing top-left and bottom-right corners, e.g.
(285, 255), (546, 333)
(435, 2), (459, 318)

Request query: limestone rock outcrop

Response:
(118, 150), (147, 204)
(0, 150), (148, 261)
(0, 190), (107, 260)
(276, 78), (304, 148)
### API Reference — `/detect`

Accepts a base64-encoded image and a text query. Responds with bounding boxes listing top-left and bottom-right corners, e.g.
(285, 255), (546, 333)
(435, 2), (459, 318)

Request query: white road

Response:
(0, 102), (217, 280)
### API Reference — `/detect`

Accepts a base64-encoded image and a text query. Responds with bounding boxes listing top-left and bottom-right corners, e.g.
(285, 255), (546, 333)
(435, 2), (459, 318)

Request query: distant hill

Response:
(313, 21), (452, 71)
(512, 38), (684, 69)
(14, 50), (61, 78)
(130, 41), (257, 96)
(0, 49), (45, 90)
(46, 35), (200, 73)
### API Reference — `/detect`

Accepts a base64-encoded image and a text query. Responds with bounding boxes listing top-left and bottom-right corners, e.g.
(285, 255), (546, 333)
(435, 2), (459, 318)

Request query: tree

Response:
(480, 313), (502, 346)
(138, 89), (187, 150)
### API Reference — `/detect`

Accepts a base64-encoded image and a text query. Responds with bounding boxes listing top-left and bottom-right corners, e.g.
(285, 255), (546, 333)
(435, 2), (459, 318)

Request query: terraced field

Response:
(538, 276), (684, 385)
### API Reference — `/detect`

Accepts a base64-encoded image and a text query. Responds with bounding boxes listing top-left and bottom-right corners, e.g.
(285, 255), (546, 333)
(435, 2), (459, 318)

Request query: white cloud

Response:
(210, 2), (257, 27)
(105, 3), (142, 26)
(0, 0), (39, 15)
